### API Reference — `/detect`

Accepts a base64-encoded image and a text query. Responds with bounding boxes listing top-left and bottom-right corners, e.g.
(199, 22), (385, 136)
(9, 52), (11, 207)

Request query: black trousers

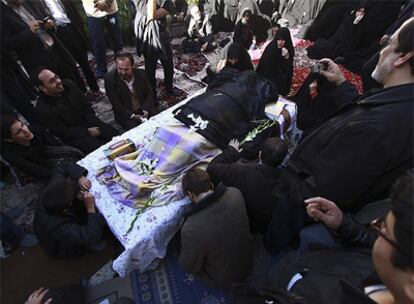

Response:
(142, 38), (174, 95)
(66, 121), (119, 154)
(57, 24), (99, 92)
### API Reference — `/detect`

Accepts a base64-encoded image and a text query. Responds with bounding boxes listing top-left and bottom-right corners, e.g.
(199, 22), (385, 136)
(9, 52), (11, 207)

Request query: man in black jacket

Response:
(105, 53), (156, 130)
(34, 161), (106, 259)
(266, 18), (414, 253)
(31, 67), (119, 154)
(1, 0), (77, 85)
(207, 137), (287, 232)
(1, 115), (83, 180)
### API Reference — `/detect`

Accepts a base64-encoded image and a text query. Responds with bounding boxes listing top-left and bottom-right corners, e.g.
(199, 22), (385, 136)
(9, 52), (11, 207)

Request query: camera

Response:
(310, 62), (328, 74)
(40, 16), (52, 28)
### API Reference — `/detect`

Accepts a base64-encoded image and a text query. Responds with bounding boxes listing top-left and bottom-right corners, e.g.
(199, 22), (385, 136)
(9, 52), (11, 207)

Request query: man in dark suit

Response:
(104, 53), (156, 130)
(0, 0), (77, 85)
(29, 0), (100, 93)
(31, 67), (119, 154)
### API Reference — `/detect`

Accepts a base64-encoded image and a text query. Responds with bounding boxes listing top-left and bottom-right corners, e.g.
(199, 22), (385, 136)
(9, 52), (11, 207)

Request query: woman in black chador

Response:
(257, 27), (294, 96)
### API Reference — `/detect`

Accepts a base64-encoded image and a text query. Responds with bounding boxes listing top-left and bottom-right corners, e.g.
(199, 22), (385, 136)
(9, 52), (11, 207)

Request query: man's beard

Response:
(372, 51), (398, 84)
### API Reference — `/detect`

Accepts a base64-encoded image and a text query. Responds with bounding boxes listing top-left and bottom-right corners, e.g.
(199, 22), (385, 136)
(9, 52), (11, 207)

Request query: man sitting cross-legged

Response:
(104, 52), (156, 131)
(31, 67), (119, 155)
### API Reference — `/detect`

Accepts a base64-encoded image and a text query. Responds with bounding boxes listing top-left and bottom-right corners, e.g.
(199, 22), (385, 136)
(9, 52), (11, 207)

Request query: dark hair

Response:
(182, 168), (212, 195)
(261, 137), (288, 167)
(40, 179), (78, 213)
(242, 9), (252, 18)
(29, 66), (50, 87)
(394, 18), (414, 75)
(115, 52), (135, 66)
(0, 115), (18, 139)
(389, 170), (414, 270)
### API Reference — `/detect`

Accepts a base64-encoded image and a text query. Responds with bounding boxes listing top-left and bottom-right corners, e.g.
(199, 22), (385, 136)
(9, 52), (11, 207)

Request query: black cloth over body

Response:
(35, 80), (118, 154)
(256, 27), (294, 96)
(1, 124), (82, 180)
(207, 146), (282, 232)
(104, 67), (156, 130)
(174, 70), (277, 149)
(266, 83), (414, 253)
(33, 161), (105, 259)
(0, 2), (77, 85)
(306, 0), (404, 73)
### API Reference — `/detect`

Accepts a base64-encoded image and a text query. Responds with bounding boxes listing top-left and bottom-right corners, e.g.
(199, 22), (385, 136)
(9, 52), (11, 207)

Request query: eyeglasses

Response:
(370, 218), (408, 257)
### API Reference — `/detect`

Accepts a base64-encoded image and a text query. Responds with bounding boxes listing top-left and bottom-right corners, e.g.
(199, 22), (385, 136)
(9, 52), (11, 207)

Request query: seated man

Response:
(255, 171), (413, 303)
(34, 161), (106, 259)
(178, 169), (254, 289)
(207, 137), (287, 232)
(1, 115), (83, 180)
(182, 5), (216, 53)
(105, 53), (156, 131)
(266, 18), (414, 253)
(31, 67), (119, 154)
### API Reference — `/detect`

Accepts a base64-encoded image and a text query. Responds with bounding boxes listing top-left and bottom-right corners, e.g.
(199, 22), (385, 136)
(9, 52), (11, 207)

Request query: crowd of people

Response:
(0, 0), (413, 303)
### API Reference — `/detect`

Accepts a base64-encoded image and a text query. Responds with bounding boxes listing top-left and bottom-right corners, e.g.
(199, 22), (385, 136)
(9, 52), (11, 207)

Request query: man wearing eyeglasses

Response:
(303, 170), (413, 303)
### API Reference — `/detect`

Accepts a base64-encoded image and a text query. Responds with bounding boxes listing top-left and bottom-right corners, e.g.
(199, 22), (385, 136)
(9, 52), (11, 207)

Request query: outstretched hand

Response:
(25, 287), (52, 304)
(228, 139), (242, 152)
(304, 197), (343, 229)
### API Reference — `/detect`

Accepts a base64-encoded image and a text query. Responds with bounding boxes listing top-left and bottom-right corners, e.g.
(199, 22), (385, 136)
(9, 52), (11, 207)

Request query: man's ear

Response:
(394, 51), (414, 68)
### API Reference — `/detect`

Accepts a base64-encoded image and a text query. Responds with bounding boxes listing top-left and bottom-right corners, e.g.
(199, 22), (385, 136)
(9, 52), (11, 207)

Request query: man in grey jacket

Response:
(178, 168), (254, 289)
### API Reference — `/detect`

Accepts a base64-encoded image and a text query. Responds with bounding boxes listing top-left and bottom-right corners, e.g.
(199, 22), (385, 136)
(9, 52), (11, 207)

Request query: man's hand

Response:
(25, 287), (52, 304)
(88, 127), (101, 137)
(29, 20), (42, 33)
(82, 192), (97, 213)
(228, 139), (242, 152)
(304, 197), (343, 229)
(142, 110), (149, 119)
(78, 176), (91, 191)
(319, 58), (346, 86)
(380, 34), (390, 46)
(43, 19), (55, 31)
(94, 0), (109, 11)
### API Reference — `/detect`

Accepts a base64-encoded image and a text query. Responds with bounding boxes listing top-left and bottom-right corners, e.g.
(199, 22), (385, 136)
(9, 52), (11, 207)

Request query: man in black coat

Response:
(266, 18), (414, 253)
(207, 137), (287, 232)
(0, 0), (77, 85)
(1, 115), (83, 180)
(105, 53), (156, 130)
(32, 67), (119, 154)
(34, 161), (106, 259)
(30, 0), (100, 93)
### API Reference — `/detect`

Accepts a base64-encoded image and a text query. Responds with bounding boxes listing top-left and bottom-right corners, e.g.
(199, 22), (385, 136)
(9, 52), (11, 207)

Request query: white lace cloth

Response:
(78, 89), (298, 277)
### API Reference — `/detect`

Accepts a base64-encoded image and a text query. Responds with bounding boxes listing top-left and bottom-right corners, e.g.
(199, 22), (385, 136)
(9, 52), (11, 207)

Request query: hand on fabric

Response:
(319, 58), (346, 86)
(78, 176), (92, 191)
(82, 192), (97, 213)
(304, 197), (343, 229)
(29, 20), (42, 33)
(88, 127), (101, 137)
(228, 139), (242, 152)
(25, 287), (52, 304)
(380, 34), (390, 46)
(281, 47), (289, 59)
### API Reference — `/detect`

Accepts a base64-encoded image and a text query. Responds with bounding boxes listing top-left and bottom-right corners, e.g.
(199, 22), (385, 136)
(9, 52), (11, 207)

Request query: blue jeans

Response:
(298, 223), (341, 254)
(87, 13), (123, 78)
